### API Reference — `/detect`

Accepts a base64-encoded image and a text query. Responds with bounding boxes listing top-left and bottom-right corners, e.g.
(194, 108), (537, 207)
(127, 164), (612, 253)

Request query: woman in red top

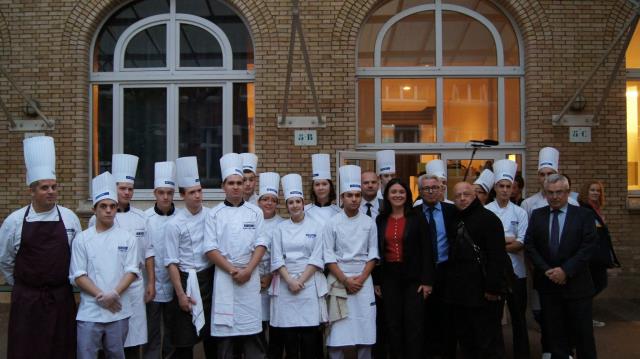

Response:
(373, 178), (435, 358)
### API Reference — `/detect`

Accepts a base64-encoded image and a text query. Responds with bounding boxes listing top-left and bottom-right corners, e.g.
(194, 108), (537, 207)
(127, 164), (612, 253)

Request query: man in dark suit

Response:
(417, 174), (458, 358)
(525, 174), (597, 359)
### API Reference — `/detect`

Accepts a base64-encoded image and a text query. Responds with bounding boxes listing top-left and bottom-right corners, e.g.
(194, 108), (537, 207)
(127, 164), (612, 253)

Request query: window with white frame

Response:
(626, 24), (640, 192)
(90, 0), (254, 196)
(356, 0), (525, 192)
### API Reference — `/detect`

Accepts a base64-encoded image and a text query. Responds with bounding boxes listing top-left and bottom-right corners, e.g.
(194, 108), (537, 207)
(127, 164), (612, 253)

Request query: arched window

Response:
(355, 0), (524, 197)
(90, 0), (254, 196)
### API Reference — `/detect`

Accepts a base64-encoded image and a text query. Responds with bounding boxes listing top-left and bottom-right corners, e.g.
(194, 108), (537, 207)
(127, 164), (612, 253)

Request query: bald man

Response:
(444, 182), (511, 358)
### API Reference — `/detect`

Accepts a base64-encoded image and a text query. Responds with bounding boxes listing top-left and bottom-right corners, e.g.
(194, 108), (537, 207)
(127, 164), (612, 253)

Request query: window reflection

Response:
(123, 88), (167, 189)
(505, 78), (521, 142)
(124, 25), (167, 68)
(180, 24), (223, 67)
(381, 79), (436, 143)
(381, 12), (435, 67)
(358, 79), (375, 143)
(442, 11), (496, 66)
(92, 85), (113, 177)
(443, 78), (497, 142)
(179, 87), (223, 188)
(626, 25), (640, 69)
(627, 81), (640, 190)
(233, 83), (255, 154)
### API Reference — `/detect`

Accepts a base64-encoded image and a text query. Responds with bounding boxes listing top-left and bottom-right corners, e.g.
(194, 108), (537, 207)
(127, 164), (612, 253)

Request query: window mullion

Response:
(374, 77), (381, 144)
(114, 83), (123, 153)
(223, 82), (233, 153)
(168, 84), (178, 161)
(435, 0), (442, 68)
(498, 77), (505, 143)
(436, 77), (444, 143)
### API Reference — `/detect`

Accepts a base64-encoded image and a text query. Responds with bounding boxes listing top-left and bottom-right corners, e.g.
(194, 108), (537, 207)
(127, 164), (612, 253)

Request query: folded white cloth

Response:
(326, 273), (348, 323)
(315, 272), (329, 323)
(212, 269), (235, 327)
(186, 269), (205, 332)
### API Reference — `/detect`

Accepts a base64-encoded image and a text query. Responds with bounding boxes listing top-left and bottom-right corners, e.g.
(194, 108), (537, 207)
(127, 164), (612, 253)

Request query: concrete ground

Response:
(0, 297), (638, 358)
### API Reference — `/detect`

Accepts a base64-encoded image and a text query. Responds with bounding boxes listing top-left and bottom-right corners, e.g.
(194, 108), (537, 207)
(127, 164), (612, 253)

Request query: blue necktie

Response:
(428, 206), (438, 260)
(549, 209), (560, 258)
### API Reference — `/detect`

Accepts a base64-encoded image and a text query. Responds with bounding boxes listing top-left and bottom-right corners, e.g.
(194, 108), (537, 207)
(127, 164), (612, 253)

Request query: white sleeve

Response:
(520, 198), (532, 219)
(516, 208), (529, 244)
(270, 227), (285, 272)
(253, 213), (266, 249)
(0, 214), (19, 285)
(367, 219), (379, 261)
(64, 211), (83, 245)
(69, 232), (88, 285)
(124, 233), (141, 279)
(144, 222), (154, 259)
(203, 211), (219, 253)
(88, 215), (96, 228)
(322, 222), (337, 264)
(308, 228), (324, 269)
(164, 221), (180, 267)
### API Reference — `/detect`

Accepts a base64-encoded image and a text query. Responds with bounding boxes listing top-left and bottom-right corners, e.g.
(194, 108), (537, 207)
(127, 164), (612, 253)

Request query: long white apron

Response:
(124, 276), (147, 346)
(326, 262), (376, 347)
(269, 271), (325, 327)
(211, 267), (262, 337)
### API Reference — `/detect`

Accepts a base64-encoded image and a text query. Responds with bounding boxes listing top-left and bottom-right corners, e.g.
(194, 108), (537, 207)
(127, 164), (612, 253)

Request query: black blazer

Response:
(373, 209), (435, 286)
(525, 204), (597, 299)
(415, 201), (458, 267)
(579, 201), (620, 268)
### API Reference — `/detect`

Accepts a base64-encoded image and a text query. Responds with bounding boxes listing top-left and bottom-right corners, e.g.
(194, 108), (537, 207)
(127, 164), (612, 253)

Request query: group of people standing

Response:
(0, 136), (617, 359)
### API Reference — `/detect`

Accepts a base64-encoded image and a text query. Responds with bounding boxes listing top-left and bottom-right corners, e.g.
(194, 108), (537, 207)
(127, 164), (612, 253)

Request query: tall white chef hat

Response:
(492, 159), (517, 184)
(92, 171), (118, 206)
(311, 154), (331, 181)
(154, 161), (176, 189)
(220, 153), (243, 181)
(538, 147), (559, 172)
(282, 174), (303, 200)
(473, 169), (495, 193)
(176, 156), (200, 188)
(259, 172), (280, 199)
(112, 154), (139, 184)
(23, 136), (56, 185)
(339, 165), (362, 194)
(376, 150), (396, 175)
(426, 159), (447, 180)
(241, 153), (258, 174)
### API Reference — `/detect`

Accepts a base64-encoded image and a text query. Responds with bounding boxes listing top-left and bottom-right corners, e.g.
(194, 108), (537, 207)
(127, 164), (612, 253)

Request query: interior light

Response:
(403, 86), (411, 91)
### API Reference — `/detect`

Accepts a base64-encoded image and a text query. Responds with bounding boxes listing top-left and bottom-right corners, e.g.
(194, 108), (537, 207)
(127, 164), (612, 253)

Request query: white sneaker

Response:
(593, 319), (606, 327)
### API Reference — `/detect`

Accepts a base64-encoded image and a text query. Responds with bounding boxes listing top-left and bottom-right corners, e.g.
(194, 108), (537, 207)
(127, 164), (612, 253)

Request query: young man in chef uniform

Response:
(164, 156), (216, 358)
(324, 165), (379, 359)
(0, 136), (82, 359)
(375, 150), (396, 200)
(88, 154), (153, 357)
(143, 161), (178, 358)
(70, 171), (140, 359)
(241, 152), (259, 205)
(205, 152), (267, 359)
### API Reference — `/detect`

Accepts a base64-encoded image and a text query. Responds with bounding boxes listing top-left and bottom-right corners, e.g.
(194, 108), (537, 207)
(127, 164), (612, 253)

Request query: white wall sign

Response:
(569, 126), (591, 143)
(294, 130), (317, 146)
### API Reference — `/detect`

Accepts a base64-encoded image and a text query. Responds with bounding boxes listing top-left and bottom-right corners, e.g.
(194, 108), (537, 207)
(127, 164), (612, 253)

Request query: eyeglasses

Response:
(545, 190), (567, 197)
(420, 186), (441, 193)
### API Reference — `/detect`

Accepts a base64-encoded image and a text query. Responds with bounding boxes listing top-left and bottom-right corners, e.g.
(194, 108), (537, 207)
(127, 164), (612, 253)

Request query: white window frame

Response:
(88, 0), (255, 200)
(356, 0), (525, 150)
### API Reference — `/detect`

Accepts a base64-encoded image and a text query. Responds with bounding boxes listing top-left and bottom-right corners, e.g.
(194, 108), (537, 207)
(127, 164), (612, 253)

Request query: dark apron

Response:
(7, 205), (77, 359)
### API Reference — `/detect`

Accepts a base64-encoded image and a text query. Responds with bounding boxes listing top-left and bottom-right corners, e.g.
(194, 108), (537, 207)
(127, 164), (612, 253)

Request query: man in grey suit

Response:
(525, 174), (597, 359)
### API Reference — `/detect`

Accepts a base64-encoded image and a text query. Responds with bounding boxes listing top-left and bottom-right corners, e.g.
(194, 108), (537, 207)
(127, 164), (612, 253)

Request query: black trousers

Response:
(424, 262), (454, 358)
(590, 264), (608, 297)
(539, 293), (596, 359)
(504, 278), (529, 359)
(276, 326), (320, 359)
(374, 293), (388, 359)
(449, 300), (505, 359)
(217, 334), (265, 359)
(381, 265), (425, 359)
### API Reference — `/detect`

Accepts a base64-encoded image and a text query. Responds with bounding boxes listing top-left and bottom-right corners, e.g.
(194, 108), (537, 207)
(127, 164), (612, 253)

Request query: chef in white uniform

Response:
(324, 165), (379, 359)
(375, 150), (396, 200)
(485, 159), (530, 358)
(0, 136), (81, 359)
(473, 169), (495, 205)
(204, 152), (267, 359)
(521, 147), (579, 217)
(414, 159), (454, 206)
(305, 153), (340, 225)
(255, 172), (285, 357)
(270, 173), (327, 358)
(89, 154), (151, 356)
(70, 171), (140, 359)
(142, 161), (178, 359)
(164, 156), (216, 359)
(241, 153), (259, 205)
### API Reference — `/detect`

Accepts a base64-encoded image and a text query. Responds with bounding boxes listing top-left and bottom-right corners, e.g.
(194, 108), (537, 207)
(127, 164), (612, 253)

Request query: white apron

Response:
(326, 262), (376, 347)
(211, 267), (262, 337)
(269, 271), (327, 327)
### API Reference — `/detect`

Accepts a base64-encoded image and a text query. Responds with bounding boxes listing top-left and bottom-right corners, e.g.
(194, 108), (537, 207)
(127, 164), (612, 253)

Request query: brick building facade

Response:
(0, 0), (639, 297)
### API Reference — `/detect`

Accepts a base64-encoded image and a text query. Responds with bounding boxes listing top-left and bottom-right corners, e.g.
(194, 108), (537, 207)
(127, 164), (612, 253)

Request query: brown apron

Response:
(7, 205), (77, 359)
